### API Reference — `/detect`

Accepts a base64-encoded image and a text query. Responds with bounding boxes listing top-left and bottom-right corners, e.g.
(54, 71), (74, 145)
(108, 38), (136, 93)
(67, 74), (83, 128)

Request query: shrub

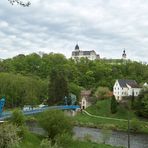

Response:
(56, 133), (73, 148)
(40, 139), (60, 148)
(0, 123), (19, 148)
(130, 118), (141, 132)
(38, 110), (73, 140)
(10, 109), (25, 127)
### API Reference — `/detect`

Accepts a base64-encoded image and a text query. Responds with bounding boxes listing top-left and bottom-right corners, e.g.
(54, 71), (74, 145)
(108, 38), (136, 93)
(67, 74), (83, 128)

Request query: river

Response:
(73, 126), (148, 148)
(27, 122), (148, 148)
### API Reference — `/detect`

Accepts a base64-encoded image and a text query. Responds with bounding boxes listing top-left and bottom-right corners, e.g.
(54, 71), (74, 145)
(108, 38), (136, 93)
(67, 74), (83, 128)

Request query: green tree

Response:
(38, 110), (73, 140)
(111, 95), (118, 114)
(48, 67), (69, 104)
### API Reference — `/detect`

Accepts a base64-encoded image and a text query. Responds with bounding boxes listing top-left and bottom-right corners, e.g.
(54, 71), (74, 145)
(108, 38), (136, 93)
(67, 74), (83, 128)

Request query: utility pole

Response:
(127, 110), (130, 148)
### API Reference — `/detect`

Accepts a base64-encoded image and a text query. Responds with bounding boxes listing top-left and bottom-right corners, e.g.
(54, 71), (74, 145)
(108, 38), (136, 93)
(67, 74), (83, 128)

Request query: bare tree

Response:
(8, 0), (31, 7)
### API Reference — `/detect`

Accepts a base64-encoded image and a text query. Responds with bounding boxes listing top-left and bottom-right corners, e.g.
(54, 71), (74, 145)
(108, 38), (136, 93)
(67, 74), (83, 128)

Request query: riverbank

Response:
(73, 99), (148, 134)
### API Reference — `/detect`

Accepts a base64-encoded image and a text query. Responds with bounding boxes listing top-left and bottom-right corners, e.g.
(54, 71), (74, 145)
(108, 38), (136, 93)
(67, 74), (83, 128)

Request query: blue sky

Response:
(0, 0), (148, 62)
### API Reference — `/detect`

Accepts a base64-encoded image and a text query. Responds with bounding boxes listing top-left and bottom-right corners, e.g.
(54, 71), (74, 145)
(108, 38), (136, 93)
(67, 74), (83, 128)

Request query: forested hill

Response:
(0, 53), (147, 107)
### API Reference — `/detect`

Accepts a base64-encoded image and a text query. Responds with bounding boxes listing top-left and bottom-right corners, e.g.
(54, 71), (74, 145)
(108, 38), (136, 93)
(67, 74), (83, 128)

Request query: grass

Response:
(73, 99), (148, 133)
(67, 140), (123, 148)
(19, 132), (43, 148)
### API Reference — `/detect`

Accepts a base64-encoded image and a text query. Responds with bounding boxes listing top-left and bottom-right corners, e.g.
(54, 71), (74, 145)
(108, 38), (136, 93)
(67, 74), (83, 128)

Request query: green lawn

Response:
(19, 132), (43, 148)
(86, 99), (136, 119)
(74, 99), (148, 133)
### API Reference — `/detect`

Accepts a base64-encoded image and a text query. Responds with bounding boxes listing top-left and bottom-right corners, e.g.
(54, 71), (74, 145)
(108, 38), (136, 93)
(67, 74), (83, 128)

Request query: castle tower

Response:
(75, 44), (80, 51)
(122, 50), (127, 60)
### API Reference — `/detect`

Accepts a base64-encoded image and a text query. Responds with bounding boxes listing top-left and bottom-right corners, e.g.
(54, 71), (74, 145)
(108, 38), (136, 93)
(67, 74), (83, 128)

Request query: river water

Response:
(73, 126), (148, 148)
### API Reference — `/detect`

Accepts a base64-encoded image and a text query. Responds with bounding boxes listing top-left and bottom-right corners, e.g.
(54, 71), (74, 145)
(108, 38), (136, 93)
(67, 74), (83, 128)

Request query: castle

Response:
(71, 44), (100, 60)
(72, 44), (127, 61)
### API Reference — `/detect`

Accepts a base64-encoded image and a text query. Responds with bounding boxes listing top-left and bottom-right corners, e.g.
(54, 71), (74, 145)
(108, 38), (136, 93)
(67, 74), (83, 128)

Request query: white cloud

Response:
(0, 0), (148, 62)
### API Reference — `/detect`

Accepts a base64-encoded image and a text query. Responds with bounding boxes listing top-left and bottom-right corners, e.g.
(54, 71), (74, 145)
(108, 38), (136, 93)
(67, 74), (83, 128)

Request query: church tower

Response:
(122, 50), (127, 60)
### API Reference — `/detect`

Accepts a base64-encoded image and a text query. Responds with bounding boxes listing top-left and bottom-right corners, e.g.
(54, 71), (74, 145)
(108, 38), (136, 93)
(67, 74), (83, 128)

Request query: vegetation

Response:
(38, 110), (73, 140)
(11, 109), (25, 126)
(111, 96), (118, 114)
(74, 99), (148, 133)
(0, 123), (19, 148)
(0, 53), (148, 110)
(95, 87), (111, 100)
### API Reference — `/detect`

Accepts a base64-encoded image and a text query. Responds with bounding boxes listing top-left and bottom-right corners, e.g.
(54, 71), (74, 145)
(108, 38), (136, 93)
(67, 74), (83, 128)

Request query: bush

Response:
(11, 109), (25, 126)
(95, 87), (111, 100)
(0, 123), (19, 148)
(40, 139), (60, 148)
(130, 118), (141, 132)
(56, 133), (73, 148)
(38, 110), (73, 140)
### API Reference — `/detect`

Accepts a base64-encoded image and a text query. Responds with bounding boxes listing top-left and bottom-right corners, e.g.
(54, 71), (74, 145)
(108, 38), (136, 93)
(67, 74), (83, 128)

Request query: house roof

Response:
(81, 90), (91, 97)
(118, 79), (140, 88)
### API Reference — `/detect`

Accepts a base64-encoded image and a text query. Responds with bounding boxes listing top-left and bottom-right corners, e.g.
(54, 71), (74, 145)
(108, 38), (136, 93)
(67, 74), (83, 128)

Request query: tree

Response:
(95, 87), (111, 100)
(0, 123), (19, 148)
(38, 110), (73, 140)
(8, 0), (31, 7)
(48, 67), (69, 104)
(111, 95), (118, 114)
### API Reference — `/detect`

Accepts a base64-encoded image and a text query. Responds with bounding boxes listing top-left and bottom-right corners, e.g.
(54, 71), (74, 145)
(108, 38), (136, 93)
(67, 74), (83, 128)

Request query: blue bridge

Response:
(0, 105), (80, 121)
(0, 97), (80, 121)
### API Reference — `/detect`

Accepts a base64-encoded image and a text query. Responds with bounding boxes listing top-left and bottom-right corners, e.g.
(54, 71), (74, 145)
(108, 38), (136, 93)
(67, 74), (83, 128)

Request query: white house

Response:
(72, 44), (100, 60)
(113, 79), (141, 101)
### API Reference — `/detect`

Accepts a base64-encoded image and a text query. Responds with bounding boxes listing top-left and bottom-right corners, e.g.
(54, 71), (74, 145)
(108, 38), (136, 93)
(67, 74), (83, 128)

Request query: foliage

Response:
(8, 0), (31, 7)
(134, 88), (148, 118)
(130, 118), (141, 132)
(40, 139), (60, 148)
(38, 110), (73, 140)
(56, 133), (73, 148)
(11, 109), (25, 126)
(111, 96), (118, 114)
(48, 67), (69, 104)
(69, 82), (82, 101)
(0, 72), (47, 108)
(19, 132), (43, 148)
(0, 123), (19, 148)
(95, 87), (111, 100)
(0, 53), (148, 106)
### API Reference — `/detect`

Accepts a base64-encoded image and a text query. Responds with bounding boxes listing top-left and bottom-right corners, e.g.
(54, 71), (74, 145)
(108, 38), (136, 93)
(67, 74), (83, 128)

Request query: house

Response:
(113, 79), (141, 101)
(80, 90), (92, 109)
(72, 44), (100, 60)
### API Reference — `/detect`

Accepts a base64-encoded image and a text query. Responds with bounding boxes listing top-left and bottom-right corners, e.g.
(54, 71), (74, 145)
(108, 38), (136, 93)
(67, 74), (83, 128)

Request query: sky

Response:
(0, 0), (148, 62)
